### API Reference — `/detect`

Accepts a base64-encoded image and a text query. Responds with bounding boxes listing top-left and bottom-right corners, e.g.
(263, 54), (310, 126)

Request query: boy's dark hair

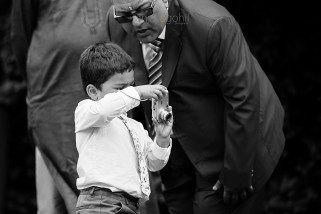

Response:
(79, 42), (135, 92)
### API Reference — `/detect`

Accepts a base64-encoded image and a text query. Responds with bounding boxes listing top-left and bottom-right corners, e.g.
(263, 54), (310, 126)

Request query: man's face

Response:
(113, 0), (168, 43)
(97, 70), (135, 100)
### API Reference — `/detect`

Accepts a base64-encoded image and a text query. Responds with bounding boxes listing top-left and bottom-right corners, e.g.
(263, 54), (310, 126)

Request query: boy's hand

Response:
(154, 106), (173, 148)
(135, 85), (168, 100)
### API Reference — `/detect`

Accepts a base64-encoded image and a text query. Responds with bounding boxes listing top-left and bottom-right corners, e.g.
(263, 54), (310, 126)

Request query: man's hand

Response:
(135, 85), (168, 100)
(212, 180), (254, 205)
(154, 106), (173, 148)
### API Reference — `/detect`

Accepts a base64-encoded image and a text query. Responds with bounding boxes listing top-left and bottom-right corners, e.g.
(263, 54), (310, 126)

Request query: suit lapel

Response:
(162, 0), (183, 87)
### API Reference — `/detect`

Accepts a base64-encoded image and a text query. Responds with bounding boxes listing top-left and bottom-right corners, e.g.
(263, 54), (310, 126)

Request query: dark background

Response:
(1, 0), (320, 213)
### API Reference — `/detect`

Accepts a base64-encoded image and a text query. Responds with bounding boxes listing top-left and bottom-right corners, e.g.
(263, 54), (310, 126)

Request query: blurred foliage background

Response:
(0, 0), (320, 213)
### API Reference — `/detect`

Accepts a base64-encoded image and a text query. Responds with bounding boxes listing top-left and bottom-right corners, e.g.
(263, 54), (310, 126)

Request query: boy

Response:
(75, 42), (173, 214)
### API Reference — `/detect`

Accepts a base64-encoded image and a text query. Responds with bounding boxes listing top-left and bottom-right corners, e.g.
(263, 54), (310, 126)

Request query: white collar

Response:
(158, 26), (166, 40)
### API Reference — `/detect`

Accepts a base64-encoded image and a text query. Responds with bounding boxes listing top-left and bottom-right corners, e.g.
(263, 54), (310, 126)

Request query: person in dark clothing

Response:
(106, 0), (285, 213)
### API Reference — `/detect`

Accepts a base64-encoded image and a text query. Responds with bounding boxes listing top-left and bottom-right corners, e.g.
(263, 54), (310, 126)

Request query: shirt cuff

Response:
(151, 138), (172, 160)
(119, 86), (140, 108)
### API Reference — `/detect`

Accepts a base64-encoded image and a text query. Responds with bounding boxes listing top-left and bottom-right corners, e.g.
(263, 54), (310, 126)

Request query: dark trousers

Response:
(160, 140), (264, 214)
(76, 187), (139, 214)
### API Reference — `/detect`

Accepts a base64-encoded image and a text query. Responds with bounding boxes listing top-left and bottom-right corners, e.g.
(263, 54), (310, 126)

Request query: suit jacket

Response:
(106, 0), (285, 190)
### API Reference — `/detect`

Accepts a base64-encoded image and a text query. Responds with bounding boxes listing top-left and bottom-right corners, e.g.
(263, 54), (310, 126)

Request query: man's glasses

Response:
(113, 0), (156, 23)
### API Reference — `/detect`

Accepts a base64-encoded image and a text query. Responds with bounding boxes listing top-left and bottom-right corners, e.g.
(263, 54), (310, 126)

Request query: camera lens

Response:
(165, 112), (172, 121)
(159, 110), (172, 122)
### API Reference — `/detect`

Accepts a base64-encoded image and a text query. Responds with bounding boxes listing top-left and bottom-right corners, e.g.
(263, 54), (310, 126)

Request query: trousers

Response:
(36, 147), (68, 214)
(160, 140), (265, 214)
(76, 186), (140, 214)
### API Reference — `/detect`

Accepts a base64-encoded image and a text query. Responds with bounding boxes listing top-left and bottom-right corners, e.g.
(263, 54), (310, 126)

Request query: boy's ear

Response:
(86, 84), (99, 101)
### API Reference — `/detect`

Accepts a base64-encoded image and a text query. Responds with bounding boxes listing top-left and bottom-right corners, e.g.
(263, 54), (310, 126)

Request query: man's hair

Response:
(79, 42), (135, 92)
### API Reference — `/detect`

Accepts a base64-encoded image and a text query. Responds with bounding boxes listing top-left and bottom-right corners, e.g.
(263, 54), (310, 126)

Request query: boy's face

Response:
(86, 69), (135, 101)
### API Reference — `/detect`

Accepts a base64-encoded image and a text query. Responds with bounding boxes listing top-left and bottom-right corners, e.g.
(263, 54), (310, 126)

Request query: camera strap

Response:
(119, 89), (148, 102)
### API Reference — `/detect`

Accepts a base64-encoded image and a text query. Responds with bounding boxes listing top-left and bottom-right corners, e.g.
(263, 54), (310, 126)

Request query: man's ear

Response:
(86, 84), (100, 101)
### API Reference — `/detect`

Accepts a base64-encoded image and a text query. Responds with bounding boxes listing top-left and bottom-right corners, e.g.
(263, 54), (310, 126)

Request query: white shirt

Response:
(74, 86), (171, 198)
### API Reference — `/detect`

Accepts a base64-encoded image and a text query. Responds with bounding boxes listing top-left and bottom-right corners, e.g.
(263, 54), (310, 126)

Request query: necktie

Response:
(118, 115), (151, 199)
(146, 38), (164, 85)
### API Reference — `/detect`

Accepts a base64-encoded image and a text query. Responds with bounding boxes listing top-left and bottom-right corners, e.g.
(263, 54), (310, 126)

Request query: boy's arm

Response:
(144, 130), (172, 172)
(75, 86), (140, 132)
(144, 107), (173, 171)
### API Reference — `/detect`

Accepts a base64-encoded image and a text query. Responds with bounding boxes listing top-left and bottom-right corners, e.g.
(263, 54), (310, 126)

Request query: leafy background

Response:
(0, 0), (320, 213)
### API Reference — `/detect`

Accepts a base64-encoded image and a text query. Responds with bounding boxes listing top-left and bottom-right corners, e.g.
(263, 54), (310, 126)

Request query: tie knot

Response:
(152, 38), (164, 47)
(150, 38), (164, 52)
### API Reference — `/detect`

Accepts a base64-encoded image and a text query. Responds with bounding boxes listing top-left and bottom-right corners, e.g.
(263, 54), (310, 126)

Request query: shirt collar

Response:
(158, 26), (166, 40)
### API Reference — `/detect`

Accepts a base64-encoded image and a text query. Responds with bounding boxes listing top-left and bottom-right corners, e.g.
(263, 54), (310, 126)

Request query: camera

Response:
(152, 93), (172, 123)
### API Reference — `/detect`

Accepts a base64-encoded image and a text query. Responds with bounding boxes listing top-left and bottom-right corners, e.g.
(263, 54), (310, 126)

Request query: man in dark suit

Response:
(106, 0), (285, 213)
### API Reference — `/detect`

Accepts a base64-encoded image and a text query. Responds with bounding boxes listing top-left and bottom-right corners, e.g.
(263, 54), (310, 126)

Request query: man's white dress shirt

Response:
(141, 27), (166, 68)
(75, 86), (171, 199)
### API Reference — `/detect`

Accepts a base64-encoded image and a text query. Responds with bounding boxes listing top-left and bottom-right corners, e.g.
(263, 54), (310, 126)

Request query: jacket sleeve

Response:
(10, 0), (38, 78)
(206, 17), (259, 189)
